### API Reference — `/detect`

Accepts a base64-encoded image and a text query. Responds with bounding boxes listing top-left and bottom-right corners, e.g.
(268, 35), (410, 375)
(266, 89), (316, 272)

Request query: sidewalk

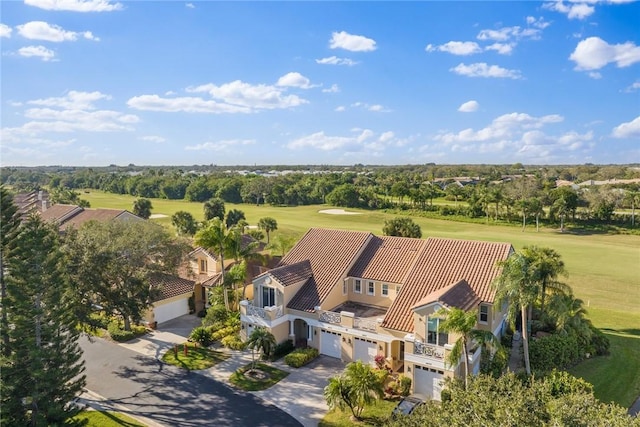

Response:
(507, 332), (524, 373)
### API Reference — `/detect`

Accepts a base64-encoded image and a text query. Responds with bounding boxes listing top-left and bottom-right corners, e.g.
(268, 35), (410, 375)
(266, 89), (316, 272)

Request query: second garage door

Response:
(153, 297), (189, 324)
(354, 337), (377, 365)
(414, 365), (444, 401)
(320, 329), (342, 359)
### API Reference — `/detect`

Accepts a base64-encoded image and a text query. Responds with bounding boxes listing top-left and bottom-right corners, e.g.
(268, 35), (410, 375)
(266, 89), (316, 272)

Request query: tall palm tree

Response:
(547, 293), (591, 338)
(523, 246), (567, 317)
(436, 307), (478, 389)
(246, 327), (276, 370)
(223, 261), (246, 311)
(195, 217), (231, 283)
(493, 253), (539, 375)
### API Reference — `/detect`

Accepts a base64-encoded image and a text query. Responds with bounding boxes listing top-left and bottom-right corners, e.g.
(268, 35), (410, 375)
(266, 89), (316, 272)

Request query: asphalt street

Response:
(80, 336), (302, 427)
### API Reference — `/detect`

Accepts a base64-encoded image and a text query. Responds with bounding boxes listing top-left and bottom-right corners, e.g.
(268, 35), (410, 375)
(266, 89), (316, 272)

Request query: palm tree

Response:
(547, 293), (592, 338)
(523, 246), (567, 317)
(435, 307), (477, 389)
(258, 217), (278, 244)
(493, 253), (539, 375)
(324, 361), (384, 420)
(267, 234), (296, 257)
(195, 217), (231, 283)
(470, 328), (504, 376)
(246, 327), (276, 371)
(222, 262), (246, 311)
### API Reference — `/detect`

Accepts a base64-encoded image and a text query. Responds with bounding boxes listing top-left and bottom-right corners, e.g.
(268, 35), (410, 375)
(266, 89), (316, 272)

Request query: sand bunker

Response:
(318, 209), (362, 215)
(149, 214), (169, 219)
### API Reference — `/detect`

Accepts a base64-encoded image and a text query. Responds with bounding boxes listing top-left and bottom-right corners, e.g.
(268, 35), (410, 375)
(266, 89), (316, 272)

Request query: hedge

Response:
(107, 321), (146, 342)
(284, 347), (319, 368)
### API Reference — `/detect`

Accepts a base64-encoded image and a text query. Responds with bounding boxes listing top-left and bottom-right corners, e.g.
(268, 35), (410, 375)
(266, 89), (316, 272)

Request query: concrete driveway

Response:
(118, 314), (201, 358)
(255, 356), (345, 427)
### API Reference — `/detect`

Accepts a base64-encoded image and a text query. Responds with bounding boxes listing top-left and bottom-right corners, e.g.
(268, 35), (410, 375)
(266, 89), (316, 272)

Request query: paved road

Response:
(80, 336), (301, 427)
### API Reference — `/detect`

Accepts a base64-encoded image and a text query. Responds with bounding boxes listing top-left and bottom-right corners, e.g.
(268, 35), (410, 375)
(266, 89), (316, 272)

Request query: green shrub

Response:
(211, 325), (238, 342)
(284, 347), (319, 368)
(89, 312), (111, 329)
(107, 320), (145, 342)
(530, 333), (581, 373)
(543, 369), (593, 397)
(221, 334), (246, 350)
(397, 374), (412, 396)
(190, 326), (213, 347)
(589, 326), (610, 356)
(202, 304), (229, 327)
(270, 339), (295, 361)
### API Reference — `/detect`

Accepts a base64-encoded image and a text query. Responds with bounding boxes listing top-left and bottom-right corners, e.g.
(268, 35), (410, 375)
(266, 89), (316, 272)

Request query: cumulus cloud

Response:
(138, 135), (166, 143)
(276, 72), (314, 89)
(322, 84), (340, 93)
(315, 56), (358, 66)
(570, 37), (640, 70)
(329, 31), (377, 52)
(185, 139), (256, 152)
(477, 25), (542, 42)
(24, 0), (123, 12)
(185, 2), (195, 8)
(450, 62), (522, 79)
(623, 81), (640, 93)
(28, 91), (111, 110)
(335, 106), (346, 112)
(18, 45), (55, 61)
(0, 23), (12, 38)
(351, 102), (391, 112)
(17, 21), (99, 42)
(127, 95), (250, 113)
(458, 100), (479, 112)
(485, 43), (515, 55)
(288, 128), (397, 153)
(543, 1), (595, 19)
(426, 41), (482, 55)
(611, 116), (640, 138)
(187, 79), (308, 110)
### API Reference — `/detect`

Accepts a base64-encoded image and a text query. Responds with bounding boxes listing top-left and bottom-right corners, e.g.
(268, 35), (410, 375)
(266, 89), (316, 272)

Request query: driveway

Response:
(255, 356), (345, 427)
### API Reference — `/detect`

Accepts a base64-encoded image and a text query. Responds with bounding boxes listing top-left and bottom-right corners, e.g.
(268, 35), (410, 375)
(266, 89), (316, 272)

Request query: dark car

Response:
(391, 395), (425, 418)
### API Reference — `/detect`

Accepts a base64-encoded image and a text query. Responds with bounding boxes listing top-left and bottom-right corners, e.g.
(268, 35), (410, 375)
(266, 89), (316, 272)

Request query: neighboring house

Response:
(40, 203), (142, 232)
(240, 228), (513, 400)
(146, 273), (197, 325)
(13, 190), (50, 220)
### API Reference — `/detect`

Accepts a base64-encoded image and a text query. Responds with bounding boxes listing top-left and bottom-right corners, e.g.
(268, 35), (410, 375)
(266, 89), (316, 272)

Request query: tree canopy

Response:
(382, 217), (422, 238)
(132, 197), (153, 219)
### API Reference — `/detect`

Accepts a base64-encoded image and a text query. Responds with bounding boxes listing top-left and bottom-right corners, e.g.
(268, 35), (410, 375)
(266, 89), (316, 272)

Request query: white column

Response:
(289, 320), (295, 336)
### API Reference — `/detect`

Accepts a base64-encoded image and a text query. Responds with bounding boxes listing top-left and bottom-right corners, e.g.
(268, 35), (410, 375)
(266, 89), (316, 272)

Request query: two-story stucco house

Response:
(240, 228), (513, 400)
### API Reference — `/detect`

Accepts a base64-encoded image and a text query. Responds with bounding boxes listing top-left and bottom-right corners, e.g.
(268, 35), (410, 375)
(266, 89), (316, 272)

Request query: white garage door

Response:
(354, 337), (377, 365)
(414, 366), (444, 401)
(154, 298), (189, 324)
(320, 329), (341, 359)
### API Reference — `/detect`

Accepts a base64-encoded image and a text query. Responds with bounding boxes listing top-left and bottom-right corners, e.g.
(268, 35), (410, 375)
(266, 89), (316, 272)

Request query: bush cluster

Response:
(530, 333), (581, 373)
(221, 334), (246, 350)
(107, 320), (145, 342)
(268, 339), (295, 361)
(190, 326), (213, 347)
(284, 347), (319, 368)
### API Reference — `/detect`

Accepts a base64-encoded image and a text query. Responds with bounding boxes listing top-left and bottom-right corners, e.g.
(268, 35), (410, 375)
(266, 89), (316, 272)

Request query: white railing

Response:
(414, 342), (445, 359)
(247, 304), (267, 319)
(319, 311), (342, 324)
(354, 317), (377, 332)
(275, 305), (283, 318)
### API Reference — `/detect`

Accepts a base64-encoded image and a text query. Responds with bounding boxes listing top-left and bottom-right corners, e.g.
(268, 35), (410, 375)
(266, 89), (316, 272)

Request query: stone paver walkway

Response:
(507, 331), (524, 373)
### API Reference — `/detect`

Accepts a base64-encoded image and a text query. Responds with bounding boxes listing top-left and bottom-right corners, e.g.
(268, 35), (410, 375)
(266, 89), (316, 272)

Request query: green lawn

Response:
(229, 362), (289, 391)
(82, 190), (640, 405)
(161, 342), (229, 370)
(320, 398), (399, 427)
(72, 410), (147, 426)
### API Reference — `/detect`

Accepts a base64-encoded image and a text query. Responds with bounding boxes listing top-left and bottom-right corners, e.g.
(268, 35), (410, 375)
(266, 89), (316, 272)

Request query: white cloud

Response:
(543, 1), (595, 19)
(185, 2), (195, 8)
(450, 62), (522, 79)
(138, 135), (166, 143)
(425, 41), (482, 55)
(17, 21), (99, 42)
(288, 129), (401, 154)
(322, 84), (340, 93)
(24, 0), (123, 12)
(477, 25), (542, 42)
(276, 72), (314, 89)
(127, 95), (250, 113)
(623, 81), (640, 93)
(485, 43), (515, 55)
(335, 106), (346, 112)
(0, 23), (12, 38)
(329, 31), (377, 52)
(351, 101), (391, 112)
(18, 45), (55, 61)
(185, 139), (256, 151)
(315, 56), (358, 66)
(458, 100), (479, 112)
(588, 71), (602, 79)
(611, 116), (640, 138)
(570, 37), (640, 70)
(28, 91), (111, 110)
(526, 16), (551, 29)
(187, 79), (308, 110)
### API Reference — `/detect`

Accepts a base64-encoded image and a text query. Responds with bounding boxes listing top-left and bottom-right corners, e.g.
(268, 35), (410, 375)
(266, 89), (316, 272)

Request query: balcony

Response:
(318, 301), (386, 332)
(240, 301), (284, 324)
(414, 341), (445, 359)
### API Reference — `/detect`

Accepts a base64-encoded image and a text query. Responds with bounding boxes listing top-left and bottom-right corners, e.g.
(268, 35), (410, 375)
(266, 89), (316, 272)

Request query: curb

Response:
(79, 389), (166, 427)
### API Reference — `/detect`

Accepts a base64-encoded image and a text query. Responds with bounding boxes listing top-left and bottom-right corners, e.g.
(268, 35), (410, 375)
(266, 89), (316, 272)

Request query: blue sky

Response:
(1, 0), (639, 166)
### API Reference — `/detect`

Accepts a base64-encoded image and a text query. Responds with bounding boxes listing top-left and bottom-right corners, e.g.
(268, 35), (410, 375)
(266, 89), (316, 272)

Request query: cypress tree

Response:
(1, 212), (86, 426)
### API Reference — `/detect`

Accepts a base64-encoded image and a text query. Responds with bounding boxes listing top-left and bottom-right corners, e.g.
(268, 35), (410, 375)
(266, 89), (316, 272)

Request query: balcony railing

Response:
(246, 303), (284, 320)
(319, 311), (342, 324)
(354, 317), (378, 332)
(414, 342), (445, 359)
(247, 304), (267, 319)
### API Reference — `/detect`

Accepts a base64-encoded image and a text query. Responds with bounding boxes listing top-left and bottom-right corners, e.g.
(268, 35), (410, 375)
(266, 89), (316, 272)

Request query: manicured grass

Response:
(161, 342), (229, 370)
(229, 362), (289, 391)
(82, 190), (640, 405)
(319, 398), (399, 427)
(72, 410), (147, 426)
(569, 332), (640, 407)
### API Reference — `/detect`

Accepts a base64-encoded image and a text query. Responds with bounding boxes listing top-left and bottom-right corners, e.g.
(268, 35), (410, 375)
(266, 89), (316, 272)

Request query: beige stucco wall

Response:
(343, 278), (400, 308)
(144, 292), (192, 324)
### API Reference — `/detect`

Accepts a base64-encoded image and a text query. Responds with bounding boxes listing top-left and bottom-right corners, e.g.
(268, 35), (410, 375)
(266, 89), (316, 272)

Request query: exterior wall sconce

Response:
(241, 324), (245, 330)
(407, 366), (411, 373)
(379, 345), (383, 350)
(314, 330), (317, 336)
(342, 337), (346, 342)
(348, 338), (352, 345)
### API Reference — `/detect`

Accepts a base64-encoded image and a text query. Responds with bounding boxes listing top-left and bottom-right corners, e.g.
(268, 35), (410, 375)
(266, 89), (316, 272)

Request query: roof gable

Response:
(412, 279), (480, 312)
(348, 235), (425, 284)
(268, 260), (313, 287)
(149, 273), (195, 301)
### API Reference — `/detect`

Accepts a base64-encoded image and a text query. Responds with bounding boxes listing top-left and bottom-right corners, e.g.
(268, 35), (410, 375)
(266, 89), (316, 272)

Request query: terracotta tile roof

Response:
(412, 280), (480, 312)
(348, 236), (425, 284)
(149, 273), (195, 302)
(381, 238), (512, 332)
(40, 204), (83, 224)
(269, 260), (313, 287)
(188, 247), (218, 260)
(59, 208), (136, 231)
(202, 272), (223, 287)
(285, 228), (371, 312)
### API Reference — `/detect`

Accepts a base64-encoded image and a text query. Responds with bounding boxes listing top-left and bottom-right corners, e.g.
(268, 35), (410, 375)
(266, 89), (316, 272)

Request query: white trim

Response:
(381, 283), (389, 296)
(367, 281), (375, 296)
(405, 352), (447, 371)
(354, 279), (362, 294)
(479, 304), (489, 324)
